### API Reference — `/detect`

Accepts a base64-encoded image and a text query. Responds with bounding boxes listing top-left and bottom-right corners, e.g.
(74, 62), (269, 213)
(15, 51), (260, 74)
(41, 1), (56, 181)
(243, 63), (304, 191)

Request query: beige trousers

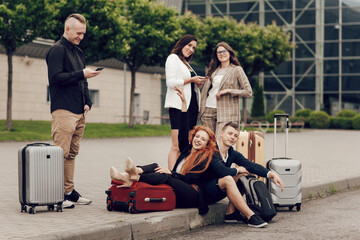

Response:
(51, 109), (85, 194)
(200, 107), (227, 138)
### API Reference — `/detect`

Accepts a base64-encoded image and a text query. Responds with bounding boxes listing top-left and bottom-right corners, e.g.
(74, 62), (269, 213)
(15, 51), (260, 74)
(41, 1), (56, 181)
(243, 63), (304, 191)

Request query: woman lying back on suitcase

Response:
(110, 87), (239, 215)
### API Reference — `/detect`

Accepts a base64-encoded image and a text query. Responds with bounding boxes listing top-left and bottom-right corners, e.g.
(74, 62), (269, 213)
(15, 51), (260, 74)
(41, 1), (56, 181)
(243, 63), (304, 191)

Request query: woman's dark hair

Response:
(207, 42), (241, 77)
(171, 34), (197, 62)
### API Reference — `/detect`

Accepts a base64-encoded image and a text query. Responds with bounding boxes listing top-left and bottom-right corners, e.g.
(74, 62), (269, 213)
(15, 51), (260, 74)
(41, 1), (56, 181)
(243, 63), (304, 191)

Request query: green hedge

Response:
(353, 114), (360, 130)
(266, 110), (285, 123)
(336, 109), (356, 118)
(292, 108), (312, 128)
(295, 108), (312, 118)
(331, 117), (353, 129)
(262, 109), (359, 130)
(331, 110), (357, 129)
(309, 111), (331, 129)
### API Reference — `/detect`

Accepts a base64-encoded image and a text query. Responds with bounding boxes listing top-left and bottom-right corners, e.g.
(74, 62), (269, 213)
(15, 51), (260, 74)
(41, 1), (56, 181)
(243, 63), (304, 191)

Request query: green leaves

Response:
(107, 0), (181, 70)
(0, 0), (52, 52)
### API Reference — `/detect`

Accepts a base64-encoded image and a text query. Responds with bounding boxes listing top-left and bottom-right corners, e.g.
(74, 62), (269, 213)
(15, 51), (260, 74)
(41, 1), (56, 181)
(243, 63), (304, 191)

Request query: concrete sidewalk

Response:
(1, 130), (360, 240)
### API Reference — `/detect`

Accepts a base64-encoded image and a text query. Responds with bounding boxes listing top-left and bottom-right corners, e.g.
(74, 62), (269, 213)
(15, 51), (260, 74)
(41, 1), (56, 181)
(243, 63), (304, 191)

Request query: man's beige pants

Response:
(52, 109), (85, 194)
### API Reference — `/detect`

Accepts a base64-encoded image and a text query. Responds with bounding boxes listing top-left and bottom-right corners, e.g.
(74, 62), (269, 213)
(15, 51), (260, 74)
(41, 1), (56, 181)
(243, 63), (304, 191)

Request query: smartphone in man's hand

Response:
(95, 67), (104, 71)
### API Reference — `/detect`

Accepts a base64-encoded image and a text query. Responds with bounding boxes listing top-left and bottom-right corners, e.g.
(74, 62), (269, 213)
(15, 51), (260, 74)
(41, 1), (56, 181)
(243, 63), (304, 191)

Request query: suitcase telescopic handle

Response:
(26, 143), (51, 147)
(274, 113), (289, 118)
(273, 114), (289, 159)
(144, 198), (166, 202)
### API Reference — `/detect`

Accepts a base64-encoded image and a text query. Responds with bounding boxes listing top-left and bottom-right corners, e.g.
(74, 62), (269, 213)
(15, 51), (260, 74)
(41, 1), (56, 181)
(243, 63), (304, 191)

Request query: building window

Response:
(46, 86), (99, 107)
(89, 89), (99, 107)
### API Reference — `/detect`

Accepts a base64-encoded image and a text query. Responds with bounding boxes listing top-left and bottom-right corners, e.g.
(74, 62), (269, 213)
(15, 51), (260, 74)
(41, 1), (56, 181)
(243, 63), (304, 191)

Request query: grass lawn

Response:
(0, 119), (292, 142)
(0, 120), (171, 142)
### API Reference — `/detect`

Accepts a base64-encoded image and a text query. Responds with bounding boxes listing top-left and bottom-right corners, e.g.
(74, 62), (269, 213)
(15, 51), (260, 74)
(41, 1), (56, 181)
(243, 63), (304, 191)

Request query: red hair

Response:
(180, 126), (218, 175)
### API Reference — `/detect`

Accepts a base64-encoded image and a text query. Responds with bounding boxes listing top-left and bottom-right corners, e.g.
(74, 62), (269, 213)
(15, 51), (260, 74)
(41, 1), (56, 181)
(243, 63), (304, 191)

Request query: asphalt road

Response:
(161, 188), (360, 240)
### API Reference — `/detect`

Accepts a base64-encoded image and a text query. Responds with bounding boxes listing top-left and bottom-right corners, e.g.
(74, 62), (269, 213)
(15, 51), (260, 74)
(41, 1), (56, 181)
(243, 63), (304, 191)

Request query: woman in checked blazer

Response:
(199, 42), (253, 137)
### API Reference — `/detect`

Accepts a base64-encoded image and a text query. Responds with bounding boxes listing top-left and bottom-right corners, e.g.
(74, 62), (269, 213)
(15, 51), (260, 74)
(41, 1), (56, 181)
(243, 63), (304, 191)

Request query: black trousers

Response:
(138, 164), (198, 209)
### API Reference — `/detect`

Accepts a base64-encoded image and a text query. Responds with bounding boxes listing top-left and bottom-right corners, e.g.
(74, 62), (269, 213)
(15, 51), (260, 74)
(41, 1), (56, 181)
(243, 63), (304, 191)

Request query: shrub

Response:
(309, 111), (331, 129)
(353, 114), (360, 130)
(266, 110), (286, 123)
(251, 79), (265, 118)
(295, 108), (312, 118)
(336, 109), (356, 118)
(331, 117), (353, 129)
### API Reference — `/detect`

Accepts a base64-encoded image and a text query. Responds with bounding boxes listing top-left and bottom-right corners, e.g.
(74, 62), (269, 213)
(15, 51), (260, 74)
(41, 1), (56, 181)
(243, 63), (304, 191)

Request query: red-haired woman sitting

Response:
(110, 87), (235, 215)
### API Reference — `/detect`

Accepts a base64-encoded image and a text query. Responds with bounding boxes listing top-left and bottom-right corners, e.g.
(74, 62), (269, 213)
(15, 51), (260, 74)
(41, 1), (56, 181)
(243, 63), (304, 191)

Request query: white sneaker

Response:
(65, 189), (92, 205)
(62, 200), (75, 209)
(76, 196), (92, 205)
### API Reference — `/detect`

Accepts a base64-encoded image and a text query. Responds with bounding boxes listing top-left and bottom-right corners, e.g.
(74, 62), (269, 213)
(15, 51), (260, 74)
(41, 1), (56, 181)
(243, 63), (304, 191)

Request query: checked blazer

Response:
(199, 64), (252, 123)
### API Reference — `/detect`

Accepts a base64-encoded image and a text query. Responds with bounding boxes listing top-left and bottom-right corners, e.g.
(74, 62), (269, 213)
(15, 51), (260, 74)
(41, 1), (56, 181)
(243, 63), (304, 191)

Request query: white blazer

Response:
(164, 54), (200, 110)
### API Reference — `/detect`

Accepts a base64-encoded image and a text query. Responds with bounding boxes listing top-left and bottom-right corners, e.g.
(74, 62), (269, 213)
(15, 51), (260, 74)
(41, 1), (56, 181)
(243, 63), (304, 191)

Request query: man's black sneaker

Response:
(224, 211), (247, 223)
(64, 189), (92, 205)
(247, 214), (268, 228)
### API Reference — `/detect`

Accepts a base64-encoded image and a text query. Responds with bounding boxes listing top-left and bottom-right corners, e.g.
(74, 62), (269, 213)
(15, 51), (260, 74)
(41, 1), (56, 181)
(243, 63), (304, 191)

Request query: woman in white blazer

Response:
(164, 34), (206, 170)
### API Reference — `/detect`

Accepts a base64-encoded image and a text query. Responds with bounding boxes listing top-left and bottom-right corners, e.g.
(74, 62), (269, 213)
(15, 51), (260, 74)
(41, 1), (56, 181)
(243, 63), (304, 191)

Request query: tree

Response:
(0, 0), (56, 130)
(199, 16), (238, 66)
(44, 0), (121, 64)
(178, 11), (206, 65)
(108, 0), (182, 127)
(251, 78), (265, 118)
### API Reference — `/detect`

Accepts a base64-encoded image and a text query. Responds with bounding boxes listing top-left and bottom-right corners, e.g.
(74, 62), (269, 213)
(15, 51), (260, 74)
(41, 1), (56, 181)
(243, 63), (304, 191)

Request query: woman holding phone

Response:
(164, 34), (206, 170)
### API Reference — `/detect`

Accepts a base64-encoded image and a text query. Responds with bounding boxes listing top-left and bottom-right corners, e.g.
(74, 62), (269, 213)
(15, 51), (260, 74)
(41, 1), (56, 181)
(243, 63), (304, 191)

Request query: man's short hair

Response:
(222, 122), (239, 132)
(65, 13), (86, 25)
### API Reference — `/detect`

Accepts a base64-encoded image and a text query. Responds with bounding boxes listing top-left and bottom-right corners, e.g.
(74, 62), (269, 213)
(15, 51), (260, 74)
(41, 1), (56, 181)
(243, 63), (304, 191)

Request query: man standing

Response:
(46, 13), (100, 208)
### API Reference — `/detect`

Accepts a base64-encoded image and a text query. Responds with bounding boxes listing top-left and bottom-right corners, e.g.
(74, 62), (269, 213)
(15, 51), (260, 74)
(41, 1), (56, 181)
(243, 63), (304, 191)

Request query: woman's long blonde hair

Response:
(180, 126), (218, 175)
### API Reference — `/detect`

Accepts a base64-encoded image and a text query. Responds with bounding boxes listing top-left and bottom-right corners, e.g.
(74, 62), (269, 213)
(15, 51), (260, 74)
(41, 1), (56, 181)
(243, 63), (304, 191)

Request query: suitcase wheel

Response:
(56, 205), (63, 212)
(296, 204), (301, 211)
(128, 204), (137, 214)
(21, 205), (27, 213)
(48, 205), (55, 211)
(107, 203), (113, 211)
(28, 207), (36, 214)
(288, 206), (294, 211)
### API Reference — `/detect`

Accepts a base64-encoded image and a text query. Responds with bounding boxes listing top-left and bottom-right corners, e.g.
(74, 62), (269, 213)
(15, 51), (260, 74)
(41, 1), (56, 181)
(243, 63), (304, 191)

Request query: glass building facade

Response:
(182, 0), (360, 116)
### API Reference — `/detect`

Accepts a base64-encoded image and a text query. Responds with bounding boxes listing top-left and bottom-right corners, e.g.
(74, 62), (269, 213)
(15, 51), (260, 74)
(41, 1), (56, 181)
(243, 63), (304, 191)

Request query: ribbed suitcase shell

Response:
(18, 143), (64, 209)
(267, 158), (302, 207)
(267, 114), (302, 211)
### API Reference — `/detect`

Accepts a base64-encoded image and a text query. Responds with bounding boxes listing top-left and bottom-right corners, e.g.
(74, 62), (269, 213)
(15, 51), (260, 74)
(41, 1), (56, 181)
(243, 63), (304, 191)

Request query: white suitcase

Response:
(18, 143), (64, 214)
(267, 114), (302, 211)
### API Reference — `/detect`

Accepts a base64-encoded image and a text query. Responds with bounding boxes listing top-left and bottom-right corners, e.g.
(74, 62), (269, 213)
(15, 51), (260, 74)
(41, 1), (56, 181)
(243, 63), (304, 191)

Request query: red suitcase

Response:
(105, 180), (176, 213)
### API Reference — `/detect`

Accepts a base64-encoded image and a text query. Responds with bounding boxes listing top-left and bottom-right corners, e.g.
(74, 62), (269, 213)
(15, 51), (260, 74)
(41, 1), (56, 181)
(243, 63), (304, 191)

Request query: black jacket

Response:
(46, 36), (92, 114)
(171, 112), (236, 214)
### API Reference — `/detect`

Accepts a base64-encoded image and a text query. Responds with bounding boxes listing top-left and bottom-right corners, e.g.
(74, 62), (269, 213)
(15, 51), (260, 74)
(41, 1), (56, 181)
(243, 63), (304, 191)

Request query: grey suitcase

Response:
(18, 143), (64, 214)
(267, 114), (302, 211)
